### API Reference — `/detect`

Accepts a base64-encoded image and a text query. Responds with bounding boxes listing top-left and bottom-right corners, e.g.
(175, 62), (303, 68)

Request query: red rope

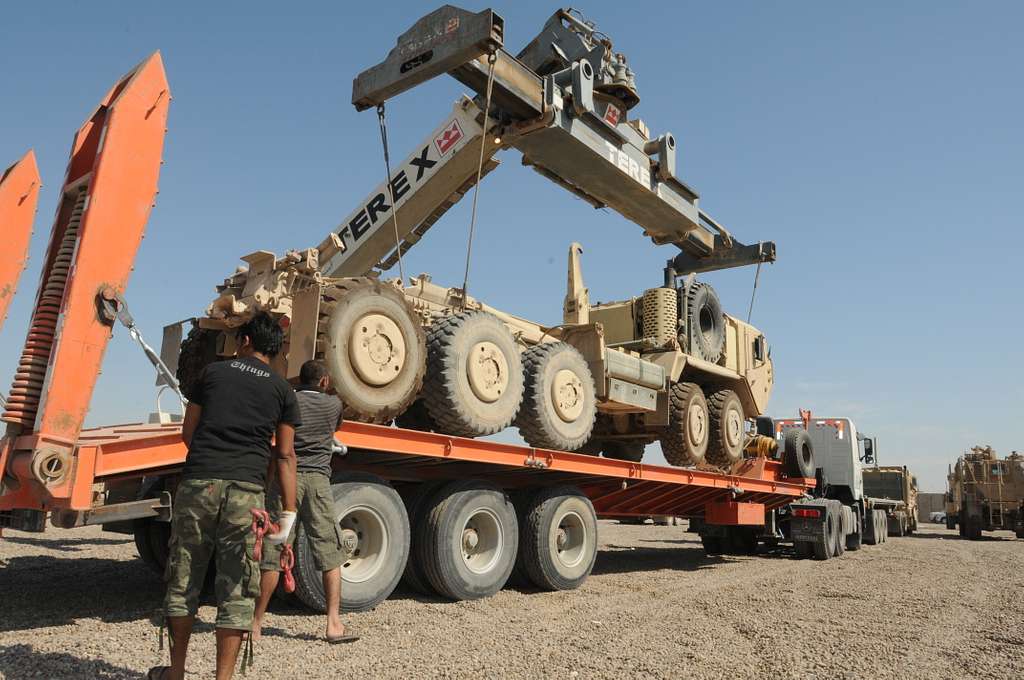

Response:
(250, 508), (295, 593)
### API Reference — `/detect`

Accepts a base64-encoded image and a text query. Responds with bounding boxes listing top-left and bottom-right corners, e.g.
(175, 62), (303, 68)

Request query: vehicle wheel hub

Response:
(552, 369), (584, 422)
(349, 313), (406, 386)
(687, 402), (707, 446)
(725, 407), (743, 449)
(466, 341), (508, 403)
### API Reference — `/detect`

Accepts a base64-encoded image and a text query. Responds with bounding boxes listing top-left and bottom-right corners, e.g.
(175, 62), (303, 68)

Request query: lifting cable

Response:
(746, 259), (762, 324)
(376, 102), (406, 284)
(459, 52), (499, 309)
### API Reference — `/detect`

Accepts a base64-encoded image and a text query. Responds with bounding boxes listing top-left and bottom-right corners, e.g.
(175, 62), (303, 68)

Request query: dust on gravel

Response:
(1, 522), (1022, 679)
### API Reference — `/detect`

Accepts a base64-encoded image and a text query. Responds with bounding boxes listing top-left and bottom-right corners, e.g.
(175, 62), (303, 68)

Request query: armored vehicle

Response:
(946, 446), (1024, 539)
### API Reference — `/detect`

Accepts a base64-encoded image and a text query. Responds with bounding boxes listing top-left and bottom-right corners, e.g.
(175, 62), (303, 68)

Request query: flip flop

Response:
(147, 667), (171, 680)
(326, 633), (360, 644)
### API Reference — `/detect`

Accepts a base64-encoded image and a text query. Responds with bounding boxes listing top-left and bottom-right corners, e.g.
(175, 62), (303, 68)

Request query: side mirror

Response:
(863, 439), (875, 465)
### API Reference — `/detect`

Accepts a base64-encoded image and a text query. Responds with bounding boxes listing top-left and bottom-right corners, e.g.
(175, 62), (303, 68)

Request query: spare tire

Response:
(176, 326), (220, 402)
(686, 282), (725, 363)
(782, 428), (815, 478)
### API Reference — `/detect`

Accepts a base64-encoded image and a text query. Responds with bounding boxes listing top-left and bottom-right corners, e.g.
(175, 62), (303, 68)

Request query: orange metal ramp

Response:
(1, 53), (170, 504)
(0, 150), (41, 334)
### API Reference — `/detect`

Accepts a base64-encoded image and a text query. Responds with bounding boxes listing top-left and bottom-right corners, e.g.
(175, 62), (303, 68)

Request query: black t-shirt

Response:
(182, 356), (301, 486)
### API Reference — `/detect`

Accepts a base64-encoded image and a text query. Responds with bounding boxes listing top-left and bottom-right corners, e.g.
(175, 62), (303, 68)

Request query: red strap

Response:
(250, 508), (295, 593)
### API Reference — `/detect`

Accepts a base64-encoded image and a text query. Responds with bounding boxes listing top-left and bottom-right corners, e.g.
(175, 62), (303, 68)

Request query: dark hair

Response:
(237, 312), (284, 357)
(299, 359), (329, 386)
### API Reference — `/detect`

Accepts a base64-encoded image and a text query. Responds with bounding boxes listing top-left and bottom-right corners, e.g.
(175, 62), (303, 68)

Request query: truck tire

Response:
(394, 399), (436, 432)
(517, 486), (598, 591)
(863, 509), (879, 545)
(293, 473), (409, 613)
(423, 312), (524, 437)
(878, 511), (888, 543)
(832, 504), (846, 557)
(516, 343), (596, 451)
(782, 429), (816, 478)
(845, 512), (862, 551)
(176, 326), (219, 402)
(813, 505), (837, 560)
(659, 382), (709, 466)
(417, 480), (518, 600)
(706, 389), (745, 467)
(133, 518), (170, 576)
(398, 481), (446, 595)
(686, 282), (725, 363)
(701, 534), (724, 556)
(794, 540), (813, 559)
(321, 278), (426, 424)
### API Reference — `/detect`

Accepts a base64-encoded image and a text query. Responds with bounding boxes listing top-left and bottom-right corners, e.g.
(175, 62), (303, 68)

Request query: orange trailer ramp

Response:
(0, 53), (170, 509)
(0, 151), (41, 334)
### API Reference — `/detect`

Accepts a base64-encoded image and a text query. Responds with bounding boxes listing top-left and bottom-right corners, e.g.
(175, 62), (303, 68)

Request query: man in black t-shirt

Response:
(150, 313), (299, 680)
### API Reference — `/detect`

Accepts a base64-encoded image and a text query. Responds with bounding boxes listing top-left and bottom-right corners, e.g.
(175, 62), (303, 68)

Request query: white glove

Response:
(265, 510), (296, 544)
(332, 438), (348, 456)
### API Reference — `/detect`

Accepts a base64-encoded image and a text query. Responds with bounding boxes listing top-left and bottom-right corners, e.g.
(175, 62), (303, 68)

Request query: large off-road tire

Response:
(659, 382), (709, 467)
(320, 278), (426, 424)
(833, 504), (847, 557)
(423, 312), (524, 437)
(517, 486), (598, 591)
(398, 481), (446, 595)
(863, 509), (879, 546)
(394, 399), (436, 433)
(782, 428), (816, 478)
(846, 514), (863, 551)
(293, 473), (409, 613)
(176, 326), (220, 402)
(516, 342), (596, 451)
(686, 282), (725, 363)
(813, 504), (837, 560)
(416, 480), (519, 601)
(706, 389), (745, 467)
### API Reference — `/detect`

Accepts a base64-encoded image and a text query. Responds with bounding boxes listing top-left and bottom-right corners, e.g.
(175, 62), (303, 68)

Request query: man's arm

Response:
(182, 403), (202, 448)
(274, 422), (298, 513)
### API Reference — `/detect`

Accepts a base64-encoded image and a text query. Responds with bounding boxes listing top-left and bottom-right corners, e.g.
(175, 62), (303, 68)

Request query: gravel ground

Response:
(1, 522), (1022, 679)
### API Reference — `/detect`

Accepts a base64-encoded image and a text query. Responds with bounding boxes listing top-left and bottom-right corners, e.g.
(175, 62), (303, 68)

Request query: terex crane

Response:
(169, 6), (778, 469)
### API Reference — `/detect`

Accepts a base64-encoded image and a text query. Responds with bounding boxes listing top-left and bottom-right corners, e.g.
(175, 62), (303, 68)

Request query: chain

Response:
(746, 260), (763, 323)
(376, 102), (406, 283)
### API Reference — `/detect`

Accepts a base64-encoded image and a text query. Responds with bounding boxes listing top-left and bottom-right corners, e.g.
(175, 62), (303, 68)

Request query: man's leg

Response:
(323, 567), (344, 638)
(251, 570), (280, 642)
(252, 478), (302, 641)
(215, 629), (246, 680)
(166, 615), (195, 680)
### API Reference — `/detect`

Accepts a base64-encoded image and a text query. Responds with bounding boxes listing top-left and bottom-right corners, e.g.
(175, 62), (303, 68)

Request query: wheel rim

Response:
(551, 369), (585, 422)
(461, 507), (503, 574)
(686, 400), (707, 448)
(724, 405), (743, 451)
(466, 341), (509, 403)
(349, 313), (407, 386)
(553, 510), (587, 569)
(337, 505), (389, 583)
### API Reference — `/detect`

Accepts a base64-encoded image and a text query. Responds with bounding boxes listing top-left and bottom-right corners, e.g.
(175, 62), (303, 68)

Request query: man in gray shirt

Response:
(253, 360), (357, 643)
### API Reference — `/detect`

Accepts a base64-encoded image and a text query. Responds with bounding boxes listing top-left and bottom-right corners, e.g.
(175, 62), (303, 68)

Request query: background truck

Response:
(946, 446), (1024, 539)
(862, 465), (918, 536)
(165, 5), (778, 471)
(698, 412), (913, 560)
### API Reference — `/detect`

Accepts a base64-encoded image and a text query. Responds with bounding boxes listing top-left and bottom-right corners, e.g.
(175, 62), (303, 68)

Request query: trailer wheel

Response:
(133, 518), (170, 576)
(659, 382), (709, 466)
(782, 429), (816, 478)
(423, 311), (524, 437)
(794, 540), (813, 559)
(517, 486), (597, 591)
(417, 480), (518, 600)
(398, 481), (446, 595)
(813, 505), (837, 560)
(516, 343), (596, 451)
(701, 534), (724, 556)
(293, 473), (409, 613)
(321, 279), (426, 424)
(706, 389), (745, 467)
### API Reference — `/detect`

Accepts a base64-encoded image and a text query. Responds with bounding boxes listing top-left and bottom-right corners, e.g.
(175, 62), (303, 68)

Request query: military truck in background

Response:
(862, 465), (918, 536)
(946, 446), (1024, 540)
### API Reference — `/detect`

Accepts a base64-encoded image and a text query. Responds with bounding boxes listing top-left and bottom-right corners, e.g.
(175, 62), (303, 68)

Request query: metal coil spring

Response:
(2, 188), (87, 428)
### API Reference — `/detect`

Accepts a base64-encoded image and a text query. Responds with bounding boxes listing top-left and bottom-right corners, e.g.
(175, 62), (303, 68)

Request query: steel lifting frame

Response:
(0, 151), (41, 337)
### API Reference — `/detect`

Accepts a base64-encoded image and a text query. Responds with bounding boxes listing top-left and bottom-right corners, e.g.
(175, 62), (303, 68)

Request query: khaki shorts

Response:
(164, 478), (264, 630)
(261, 472), (344, 573)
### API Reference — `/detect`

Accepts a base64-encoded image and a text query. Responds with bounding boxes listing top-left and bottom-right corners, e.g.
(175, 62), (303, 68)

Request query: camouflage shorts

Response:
(261, 472), (344, 573)
(164, 478), (264, 630)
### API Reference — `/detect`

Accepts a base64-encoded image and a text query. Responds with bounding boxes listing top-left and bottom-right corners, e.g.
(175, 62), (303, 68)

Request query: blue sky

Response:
(2, 1), (1021, 491)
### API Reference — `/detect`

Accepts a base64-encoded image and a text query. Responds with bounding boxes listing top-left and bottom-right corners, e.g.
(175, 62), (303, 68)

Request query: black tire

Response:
(602, 440), (646, 462)
(320, 278), (426, 424)
(417, 480), (518, 600)
(685, 282), (725, 363)
(945, 514), (956, 531)
(516, 343), (596, 451)
(706, 389), (745, 467)
(398, 481), (447, 595)
(879, 511), (888, 543)
(394, 399), (436, 433)
(176, 326), (219, 402)
(813, 506), (836, 560)
(727, 527), (758, 556)
(659, 382), (709, 466)
(794, 540), (813, 559)
(863, 509), (879, 546)
(293, 473), (409, 613)
(846, 513), (863, 551)
(833, 505), (846, 558)
(517, 486), (598, 591)
(133, 518), (170, 576)
(701, 534), (724, 556)
(782, 429), (816, 478)
(423, 311), (524, 437)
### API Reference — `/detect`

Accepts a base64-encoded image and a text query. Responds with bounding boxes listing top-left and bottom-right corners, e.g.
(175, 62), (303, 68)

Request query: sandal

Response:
(326, 633), (360, 644)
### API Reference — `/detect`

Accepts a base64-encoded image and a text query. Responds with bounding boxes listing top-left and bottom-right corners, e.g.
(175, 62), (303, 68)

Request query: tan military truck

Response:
(164, 6), (778, 469)
(862, 465), (919, 536)
(946, 446), (1024, 539)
